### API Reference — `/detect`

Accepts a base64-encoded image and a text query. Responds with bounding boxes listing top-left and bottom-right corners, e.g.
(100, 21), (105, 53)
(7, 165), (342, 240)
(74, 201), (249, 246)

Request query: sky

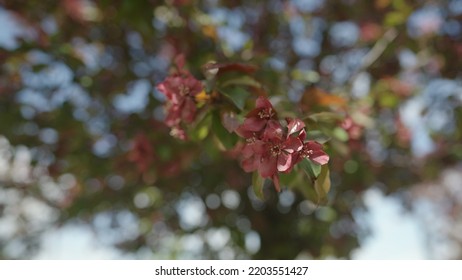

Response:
(352, 189), (427, 259)
(32, 188), (428, 260)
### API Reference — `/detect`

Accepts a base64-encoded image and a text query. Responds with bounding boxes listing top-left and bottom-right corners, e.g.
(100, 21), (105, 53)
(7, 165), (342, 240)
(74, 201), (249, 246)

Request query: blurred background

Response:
(1, 0), (462, 259)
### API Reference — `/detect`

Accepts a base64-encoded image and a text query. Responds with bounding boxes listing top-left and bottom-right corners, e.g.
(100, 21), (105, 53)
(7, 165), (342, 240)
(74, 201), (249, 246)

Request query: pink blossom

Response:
(341, 116), (362, 140)
(298, 141), (329, 165)
(156, 74), (202, 106)
(128, 133), (154, 173)
(235, 97), (329, 192)
(293, 126), (329, 165)
(156, 57), (203, 139)
(235, 96), (278, 139)
(240, 123), (303, 192)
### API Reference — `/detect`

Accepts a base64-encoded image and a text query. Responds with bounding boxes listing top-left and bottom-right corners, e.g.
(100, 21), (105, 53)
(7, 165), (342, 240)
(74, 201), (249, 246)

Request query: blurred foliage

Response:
(0, 0), (462, 259)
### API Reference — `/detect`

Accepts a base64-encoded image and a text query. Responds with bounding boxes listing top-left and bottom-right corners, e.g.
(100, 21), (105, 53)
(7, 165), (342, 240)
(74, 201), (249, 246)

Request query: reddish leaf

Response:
(301, 87), (347, 110)
(203, 62), (258, 76)
(128, 133), (154, 173)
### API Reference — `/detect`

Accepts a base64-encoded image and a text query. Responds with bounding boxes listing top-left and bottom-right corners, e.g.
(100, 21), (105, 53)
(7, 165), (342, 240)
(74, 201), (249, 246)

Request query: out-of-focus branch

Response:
(359, 28), (398, 71)
(349, 28), (398, 83)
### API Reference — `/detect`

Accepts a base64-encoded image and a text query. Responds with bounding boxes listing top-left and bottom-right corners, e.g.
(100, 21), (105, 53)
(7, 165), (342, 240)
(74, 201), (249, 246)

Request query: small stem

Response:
(350, 28), (398, 83)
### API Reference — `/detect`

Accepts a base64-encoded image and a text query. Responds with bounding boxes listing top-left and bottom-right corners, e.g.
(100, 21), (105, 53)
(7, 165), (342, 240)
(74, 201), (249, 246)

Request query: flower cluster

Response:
(156, 56), (203, 140)
(128, 133), (154, 173)
(236, 97), (329, 191)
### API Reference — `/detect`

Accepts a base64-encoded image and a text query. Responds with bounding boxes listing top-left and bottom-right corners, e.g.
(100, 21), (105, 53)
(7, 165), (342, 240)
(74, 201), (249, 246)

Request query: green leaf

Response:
(379, 92), (400, 108)
(219, 87), (250, 111)
(330, 138), (349, 156)
(220, 76), (261, 88)
(314, 165), (331, 205)
(189, 113), (212, 141)
(385, 11), (407, 27)
(392, 0), (412, 13)
(293, 168), (317, 201)
(157, 145), (172, 160)
(279, 170), (299, 187)
(307, 112), (343, 123)
(252, 172), (265, 200)
(291, 69), (320, 83)
(305, 130), (331, 144)
(299, 158), (322, 180)
(332, 127), (349, 142)
(212, 112), (238, 149)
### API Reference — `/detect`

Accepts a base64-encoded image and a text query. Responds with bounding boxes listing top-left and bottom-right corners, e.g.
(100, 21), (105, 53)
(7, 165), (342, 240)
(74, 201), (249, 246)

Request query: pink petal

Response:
(181, 98), (196, 123)
(304, 141), (329, 165)
(235, 118), (266, 138)
(298, 129), (307, 142)
(170, 126), (187, 140)
(156, 82), (175, 102)
(290, 151), (302, 167)
(235, 126), (254, 139)
(304, 141), (323, 151)
(165, 105), (181, 126)
(241, 143), (255, 158)
(241, 156), (259, 172)
(243, 117), (266, 131)
(287, 118), (305, 135)
(262, 120), (283, 141)
(159, 76), (185, 104)
(277, 153), (293, 172)
(175, 54), (185, 70)
(283, 137), (303, 153)
(258, 155), (277, 178)
(251, 140), (267, 154)
(255, 96), (273, 109)
(310, 151), (329, 165)
(184, 75), (203, 96)
(341, 117), (353, 130)
(156, 83), (166, 94)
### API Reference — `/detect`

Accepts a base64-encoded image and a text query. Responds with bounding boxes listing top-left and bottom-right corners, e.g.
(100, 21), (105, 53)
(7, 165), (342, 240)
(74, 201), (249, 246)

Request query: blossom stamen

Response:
(270, 143), (282, 157)
(258, 108), (274, 119)
(301, 149), (314, 158)
(179, 84), (190, 96)
(246, 136), (257, 144)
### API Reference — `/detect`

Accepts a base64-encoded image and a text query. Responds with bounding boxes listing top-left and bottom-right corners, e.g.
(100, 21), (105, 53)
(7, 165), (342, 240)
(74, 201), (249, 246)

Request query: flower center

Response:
(179, 84), (190, 96)
(270, 143), (282, 157)
(258, 108), (274, 120)
(301, 149), (314, 158)
(246, 136), (257, 144)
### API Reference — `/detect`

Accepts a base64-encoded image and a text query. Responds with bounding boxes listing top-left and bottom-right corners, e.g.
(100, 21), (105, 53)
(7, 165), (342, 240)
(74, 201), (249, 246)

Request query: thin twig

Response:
(349, 28), (398, 84)
(359, 28), (398, 71)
